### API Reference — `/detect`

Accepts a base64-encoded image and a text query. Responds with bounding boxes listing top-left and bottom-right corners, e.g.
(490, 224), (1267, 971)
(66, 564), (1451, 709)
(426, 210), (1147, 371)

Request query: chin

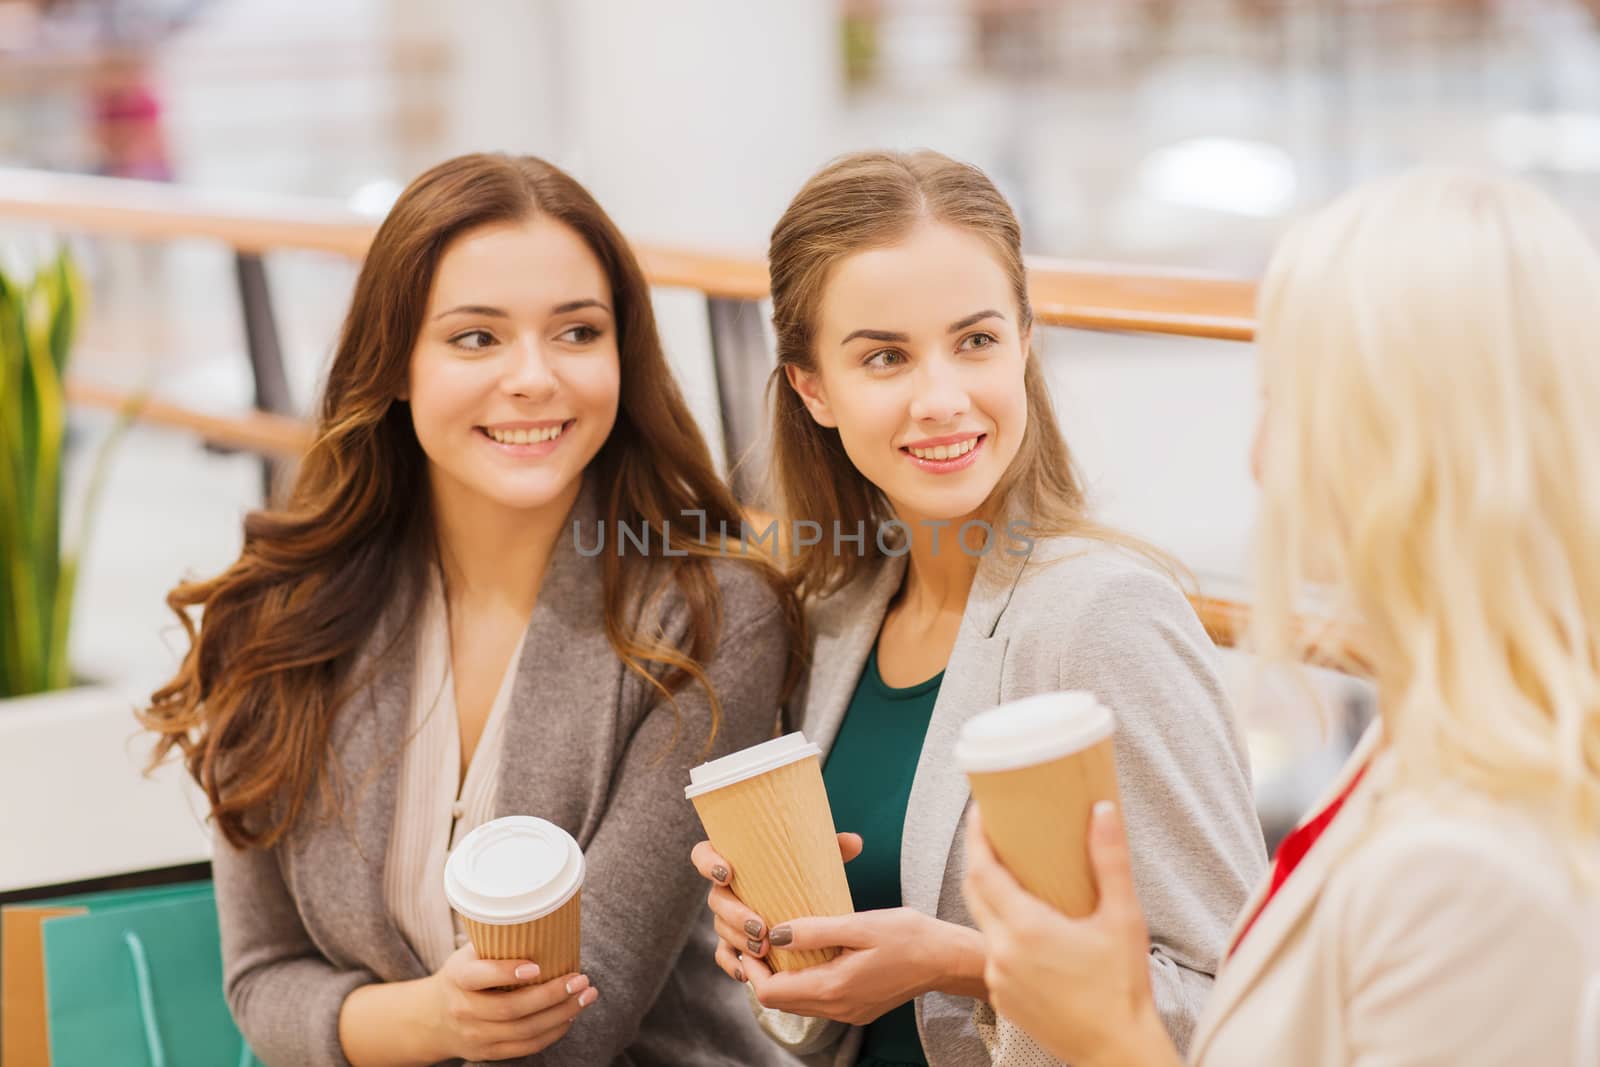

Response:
(477, 475), (581, 513)
(900, 489), (998, 526)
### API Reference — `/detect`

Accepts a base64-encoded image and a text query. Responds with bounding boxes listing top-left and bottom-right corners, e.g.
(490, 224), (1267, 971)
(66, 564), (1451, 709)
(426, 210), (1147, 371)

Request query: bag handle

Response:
(123, 931), (168, 1067)
(123, 930), (260, 1067)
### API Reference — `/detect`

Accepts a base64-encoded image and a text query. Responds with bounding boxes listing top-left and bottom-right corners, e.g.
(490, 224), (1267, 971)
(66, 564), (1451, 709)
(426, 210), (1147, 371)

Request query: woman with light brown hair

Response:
(690, 150), (1268, 1067)
(142, 153), (802, 1067)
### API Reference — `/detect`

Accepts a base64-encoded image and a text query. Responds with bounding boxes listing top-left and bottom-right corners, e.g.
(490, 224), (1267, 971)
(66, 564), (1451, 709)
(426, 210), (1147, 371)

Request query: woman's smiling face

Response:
(787, 220), (1031, 526)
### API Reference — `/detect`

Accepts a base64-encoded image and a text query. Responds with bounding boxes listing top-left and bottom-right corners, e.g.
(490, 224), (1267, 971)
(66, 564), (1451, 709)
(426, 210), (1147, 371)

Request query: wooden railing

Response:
(62, 380), (312, 459)
(0, 167), (1258, 469)
(0, 167), (1365, 671)
(0, 167), (1257, 335)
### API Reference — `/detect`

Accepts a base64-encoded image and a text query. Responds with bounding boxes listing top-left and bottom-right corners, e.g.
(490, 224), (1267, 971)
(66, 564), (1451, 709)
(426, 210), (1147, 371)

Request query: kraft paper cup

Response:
(686, 732), (855, 971)
(444, 816), (584, 977)
(957, 692), (1119, 918)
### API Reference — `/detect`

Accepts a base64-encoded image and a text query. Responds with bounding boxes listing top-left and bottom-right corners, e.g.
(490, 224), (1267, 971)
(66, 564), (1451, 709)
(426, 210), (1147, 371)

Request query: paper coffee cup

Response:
(686, 732), (855, 971)
(956, 692), (1119, 918)
(444, 816), (584, 976)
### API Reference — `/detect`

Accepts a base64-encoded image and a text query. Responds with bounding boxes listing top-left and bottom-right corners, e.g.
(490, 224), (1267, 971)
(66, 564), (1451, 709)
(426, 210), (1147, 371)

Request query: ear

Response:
(785, 364), (837, 428)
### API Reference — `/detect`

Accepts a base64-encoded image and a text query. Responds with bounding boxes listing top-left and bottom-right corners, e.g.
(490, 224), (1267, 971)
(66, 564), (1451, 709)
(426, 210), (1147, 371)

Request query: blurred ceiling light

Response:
(347, 179), (403, 218)
(1490, 111), (1600, 174)
(1136, 137), (1297, 218)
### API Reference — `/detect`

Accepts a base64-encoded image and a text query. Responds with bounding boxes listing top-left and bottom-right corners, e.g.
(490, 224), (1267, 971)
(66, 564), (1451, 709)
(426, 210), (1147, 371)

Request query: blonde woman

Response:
(689, 150), (1267, 1067)
(963, 169), (1600, 1067)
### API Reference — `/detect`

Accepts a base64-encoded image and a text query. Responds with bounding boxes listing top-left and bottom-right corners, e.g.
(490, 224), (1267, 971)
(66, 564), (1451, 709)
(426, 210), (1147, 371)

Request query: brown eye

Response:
(558, 325), (601, 344)
(450, 329), (496, 351)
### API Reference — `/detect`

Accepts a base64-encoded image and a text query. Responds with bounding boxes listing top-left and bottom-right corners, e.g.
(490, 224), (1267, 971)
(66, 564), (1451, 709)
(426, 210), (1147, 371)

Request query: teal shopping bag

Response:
(2, 882), (216, 1064)
(41, 884), (258, 1067)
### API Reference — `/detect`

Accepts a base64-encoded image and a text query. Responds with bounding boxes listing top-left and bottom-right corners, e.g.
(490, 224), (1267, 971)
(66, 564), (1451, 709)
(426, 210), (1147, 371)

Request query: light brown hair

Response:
(143, 153), (800, 849)
(767, 150), (1167, 596)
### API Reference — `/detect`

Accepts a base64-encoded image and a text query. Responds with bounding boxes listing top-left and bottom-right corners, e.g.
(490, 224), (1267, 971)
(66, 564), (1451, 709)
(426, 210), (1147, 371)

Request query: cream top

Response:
(383, 574), (527, 973)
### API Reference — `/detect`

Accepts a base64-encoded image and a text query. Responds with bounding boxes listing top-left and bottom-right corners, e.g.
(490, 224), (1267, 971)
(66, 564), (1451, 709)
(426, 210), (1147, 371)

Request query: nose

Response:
(907, 354), (970, 426)
(504, 335), (558, 401)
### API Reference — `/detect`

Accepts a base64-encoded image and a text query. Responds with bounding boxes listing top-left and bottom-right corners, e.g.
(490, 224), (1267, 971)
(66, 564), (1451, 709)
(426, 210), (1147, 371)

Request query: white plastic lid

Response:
(443, 816), (585, 925)
(954, 691), (1114, 774)
(684, 731), (820, 800)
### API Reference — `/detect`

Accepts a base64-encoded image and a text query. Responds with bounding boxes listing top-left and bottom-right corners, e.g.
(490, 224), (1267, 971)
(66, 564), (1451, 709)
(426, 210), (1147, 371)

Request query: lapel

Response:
(288, 578), (430, 981)
(493, 483), (622, 844)
(1188, 721), (1387, 1061)
(798, 554), (906, 758)
(899, 547), (1029, 918)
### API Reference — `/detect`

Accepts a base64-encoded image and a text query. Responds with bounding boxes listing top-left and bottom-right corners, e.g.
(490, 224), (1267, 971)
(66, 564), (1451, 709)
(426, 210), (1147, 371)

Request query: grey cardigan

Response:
(212, 490), (802, 1067)
(752, 537), (1268, 1066)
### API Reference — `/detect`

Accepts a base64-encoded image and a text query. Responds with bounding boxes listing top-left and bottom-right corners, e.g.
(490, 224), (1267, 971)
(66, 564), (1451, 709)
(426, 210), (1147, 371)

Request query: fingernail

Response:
(745, 938), (763, 955)
(565, 975), (589, 996)
(734, 966), (746, 983)
(1093, 801), (1115, 817)
(514, 964), (539, 981)
(712, 865), (729, 883)
(768, 926), (792, 947)
(743, 918), (764, 938)
(578, 987), (599, 1007)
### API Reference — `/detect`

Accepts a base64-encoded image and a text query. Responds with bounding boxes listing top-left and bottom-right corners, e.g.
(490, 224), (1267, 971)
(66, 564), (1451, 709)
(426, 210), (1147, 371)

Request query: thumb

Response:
(768, 913), (868, 952)
(1088, 801), (1144, 931)
(449, 948), (540, 991)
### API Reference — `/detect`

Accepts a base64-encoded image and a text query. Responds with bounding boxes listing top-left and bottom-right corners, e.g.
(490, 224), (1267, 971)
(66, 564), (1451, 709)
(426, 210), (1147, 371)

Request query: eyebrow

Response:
(949, 309), (1005, 333)
(434, 304), (509, 321)
(552, 298), (612, 316)
(433, 298), (612, 322)
(839, 309), (1006, 346)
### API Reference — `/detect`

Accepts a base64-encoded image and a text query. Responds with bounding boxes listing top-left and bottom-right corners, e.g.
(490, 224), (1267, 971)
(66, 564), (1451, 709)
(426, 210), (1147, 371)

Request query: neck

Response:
(431, 474), (582, 618)
(895, 507), (983, 618)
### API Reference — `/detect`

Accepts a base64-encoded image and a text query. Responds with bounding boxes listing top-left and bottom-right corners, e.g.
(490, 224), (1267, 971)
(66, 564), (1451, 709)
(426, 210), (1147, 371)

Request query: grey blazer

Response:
(752, 536), (1268, 1067)
(212, 488), (803, 1067)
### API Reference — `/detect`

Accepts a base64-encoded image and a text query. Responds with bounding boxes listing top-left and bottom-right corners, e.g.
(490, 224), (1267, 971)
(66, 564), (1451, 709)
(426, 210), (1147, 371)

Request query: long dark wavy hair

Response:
(142, 153), (801, 850)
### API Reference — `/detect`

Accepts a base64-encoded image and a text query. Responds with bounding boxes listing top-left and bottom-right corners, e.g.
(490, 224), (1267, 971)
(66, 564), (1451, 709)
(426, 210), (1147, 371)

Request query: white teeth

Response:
(908, 437), (978, 461)
(487, 423), (566, 445)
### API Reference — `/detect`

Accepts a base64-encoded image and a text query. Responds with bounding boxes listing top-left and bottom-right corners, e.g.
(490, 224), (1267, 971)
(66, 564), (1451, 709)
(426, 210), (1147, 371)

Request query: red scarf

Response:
(1228, 761), (1371, 959)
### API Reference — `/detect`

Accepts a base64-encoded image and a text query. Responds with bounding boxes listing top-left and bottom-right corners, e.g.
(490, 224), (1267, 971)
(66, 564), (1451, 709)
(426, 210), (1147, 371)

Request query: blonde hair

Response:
(766, 150), (1175, 597)
(1252, 169), (1600, 865)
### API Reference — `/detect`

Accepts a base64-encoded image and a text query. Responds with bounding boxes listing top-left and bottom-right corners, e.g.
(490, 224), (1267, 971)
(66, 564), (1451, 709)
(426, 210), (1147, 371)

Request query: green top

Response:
(821, 645), (945, 1067)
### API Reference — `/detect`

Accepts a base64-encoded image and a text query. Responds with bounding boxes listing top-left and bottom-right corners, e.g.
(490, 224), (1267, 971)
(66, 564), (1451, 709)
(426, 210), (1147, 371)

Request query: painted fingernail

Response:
(743, 918), (764, 938)
(514, 964), (539, 981)
(711, 865), (729, 883)
(734, 966), (746, 983)
(768, 926), (792, 947)
(746, 938), (763, 955)
(565, 975), (589, 996)
(578, 987), (599, 1007)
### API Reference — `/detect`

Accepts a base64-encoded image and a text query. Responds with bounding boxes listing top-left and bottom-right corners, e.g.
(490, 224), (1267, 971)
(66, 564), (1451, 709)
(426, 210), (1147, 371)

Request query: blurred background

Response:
(6, 0), (1599, 893)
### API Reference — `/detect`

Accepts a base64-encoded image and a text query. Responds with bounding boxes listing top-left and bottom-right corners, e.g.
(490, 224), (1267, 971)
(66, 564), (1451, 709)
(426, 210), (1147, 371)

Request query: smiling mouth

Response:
(479, 420), (574, 446)
(901, 434), (984, 462)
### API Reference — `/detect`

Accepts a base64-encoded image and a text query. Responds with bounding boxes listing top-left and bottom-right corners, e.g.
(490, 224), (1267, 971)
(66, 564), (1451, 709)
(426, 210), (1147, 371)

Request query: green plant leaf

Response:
(54, 383), (140, 690)
(0, 248), (78, 697)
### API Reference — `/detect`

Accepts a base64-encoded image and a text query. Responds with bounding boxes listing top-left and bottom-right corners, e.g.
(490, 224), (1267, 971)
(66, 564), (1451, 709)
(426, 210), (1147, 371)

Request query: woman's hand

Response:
(423, 944), (598, 1063)
(739, 908), (987, 1026)
(962, 803), (1182, 1067)
(690, 832), (863, 983)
